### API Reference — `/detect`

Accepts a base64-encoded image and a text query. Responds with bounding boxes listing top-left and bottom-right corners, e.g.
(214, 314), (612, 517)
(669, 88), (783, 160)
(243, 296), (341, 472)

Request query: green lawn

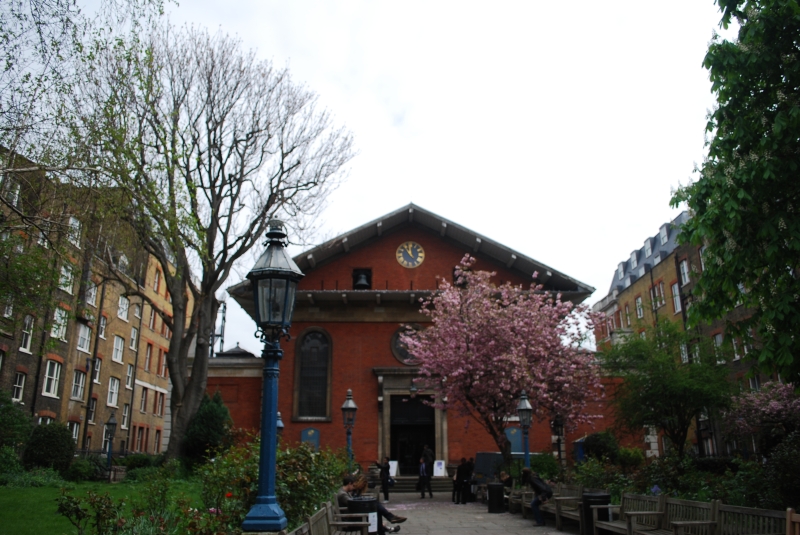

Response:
(0, 480), (201, 535)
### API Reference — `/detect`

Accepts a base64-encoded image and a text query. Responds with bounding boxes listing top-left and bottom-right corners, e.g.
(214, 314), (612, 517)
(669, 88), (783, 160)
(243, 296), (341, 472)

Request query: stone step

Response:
(387, 476), (453, 494)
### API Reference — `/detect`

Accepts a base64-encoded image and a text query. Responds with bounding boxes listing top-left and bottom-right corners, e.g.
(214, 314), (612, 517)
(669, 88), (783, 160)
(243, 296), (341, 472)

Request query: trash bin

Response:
(348, 496), (378, 534)
(487, 483), (505, 514)
(581, 492), (611, 535)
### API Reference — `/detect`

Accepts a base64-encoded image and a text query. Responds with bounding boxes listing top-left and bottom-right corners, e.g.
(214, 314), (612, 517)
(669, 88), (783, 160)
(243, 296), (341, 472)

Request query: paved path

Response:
(376, 492), (582, 535)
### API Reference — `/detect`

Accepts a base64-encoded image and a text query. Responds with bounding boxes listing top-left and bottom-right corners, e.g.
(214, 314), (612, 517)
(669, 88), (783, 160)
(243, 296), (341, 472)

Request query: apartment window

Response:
(699, 246), (707, 271)
(680, 344), (689, 364)
(110, 335), (124, 362)
(680, 260), (691, 286)
(713, 333), (725, 364)
(140, 388), (148, 412)
(639, 331), (646, 340)
(118, 296), (129, 321)
(68, 216), (81, 247)
(107, 377), (120, 406)
(71, 371), (86, 399)
(671, 283), (682, 313)
(77, 323), (91, 353)
(51, 308), (68, 340)
(159, 351), (168, 377)
(121, 404), (130, 429)
(144, 344), (152, 371)
(85, 283), (97, 307)
(88, 398), (97, 423)
(5, 180), (20, 207)
(148, 308), (155, 330)
(133, 303), (141, 319)
(37, 227), (49, 248)
(644, 239), (652, 257)
(624, 305), (631, 327)
(630, 251), (638, 269)
(749, 376), (761, 391)
(93, 358), (101, 383)
(126, 364), (134, 388)
(650, 282), (665, 309)
(2, 303), (12, 318)
(102, 425), (112, 453)
(68, 422), (80, 443)
(136, 427), (144, 452)
(130, 327), (138, 350)
(39, 417), (53, 425)
(732, 339), (741, 361)
(153, 270), (161, 293)
(20, 314), (34, 352)
(12, 372), (25, 401)
(59, 265), (74, 294)
(617, 264), (624, 280)
(118, 254), (129, 274)
(635, 297), (644, 319)
(42, 360), (62, 397)
(98, 316), (107, 338)
(154, 430), (161, 454)
(155, 393), (164, 416)
(659, 225), (668, 245)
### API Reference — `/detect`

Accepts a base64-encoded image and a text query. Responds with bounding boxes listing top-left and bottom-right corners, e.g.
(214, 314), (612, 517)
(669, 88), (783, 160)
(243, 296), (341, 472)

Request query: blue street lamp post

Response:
(105, 412), (117, 473)
(516, 391), (533, 469)
(242, 220), (304, 533)
(341, 389), (358, 473)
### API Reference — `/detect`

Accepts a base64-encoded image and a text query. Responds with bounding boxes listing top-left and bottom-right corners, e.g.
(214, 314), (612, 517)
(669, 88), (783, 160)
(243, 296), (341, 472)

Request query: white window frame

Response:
(144, 344), (152, 371)
(93, 358), (101, 383)
(85, 283), (97, 307)
(38, 417), (53, 425)
(156, 392), (164, 416)
(660, 225), (668, 245)
(68, 216), (82, 247)
(88, 398), (97, 423)
(624, 305), (631, 327)
(42, 360), (62, 397)
(153, 270), (161, 292)
(69, 421), (80, 443)
(77, 323), (91, 353)
(148, 308), (155, 330)
(130, 327), (138, 350)
(159, 351), (168, 376)
(98, 316), (107, 339)
(126, 364), (134, 389)
(713, 333), (725, 364)
(635, 296), (644, 319)
(6, 180), (20, 207)
(121, 404), (130, 429)
(59, 265), (74, 294)
(680, 260), (691, 286)
(680, 344), (689, 364)
(140, 387), (148, 412)
(644, 239), (652, 258)
(51, 308), (68, 341)
(107, 377), (120, 407)
(672, 283), (682, 313)
(117, 296), (129, 321)
(3, 303), (12, 318)
(732, 339), (741, 361)
(749, 376), (761, 391)
(617, 264), (624, 280)
(20, 314), (34, 352)
(630, 252), (638, 270)
(133, 303), (141, 319)
(699, 246), (707, 271)
(112, 335), (125, 362)
(71, 370), (86, 400)
(12, 372), (25, 401)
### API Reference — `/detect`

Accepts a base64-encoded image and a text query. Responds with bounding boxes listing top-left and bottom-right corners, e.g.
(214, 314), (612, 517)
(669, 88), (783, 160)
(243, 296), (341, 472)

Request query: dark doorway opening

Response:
(390, 394), (435, 476)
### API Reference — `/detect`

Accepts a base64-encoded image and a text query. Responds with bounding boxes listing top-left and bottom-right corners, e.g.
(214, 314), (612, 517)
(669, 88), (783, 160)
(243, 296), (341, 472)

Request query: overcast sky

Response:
(161, 1), (736, 355)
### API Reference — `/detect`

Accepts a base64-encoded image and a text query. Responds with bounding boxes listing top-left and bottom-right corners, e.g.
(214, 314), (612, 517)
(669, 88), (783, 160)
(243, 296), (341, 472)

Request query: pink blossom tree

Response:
(722, 381), (800, 455)
(401, 255), (603, 464)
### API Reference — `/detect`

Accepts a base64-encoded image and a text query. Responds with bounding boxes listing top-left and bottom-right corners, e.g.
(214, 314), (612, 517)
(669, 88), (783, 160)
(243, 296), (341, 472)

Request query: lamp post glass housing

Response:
(516, 390), (533, 469)
(242, 220), (304, 533)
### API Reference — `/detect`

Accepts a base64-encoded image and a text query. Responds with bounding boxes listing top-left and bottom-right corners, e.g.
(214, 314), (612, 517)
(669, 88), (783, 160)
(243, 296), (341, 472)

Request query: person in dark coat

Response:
(376, 456), (391, 502)
(418, 457), (433, 498)
(455, 457), (471, 504)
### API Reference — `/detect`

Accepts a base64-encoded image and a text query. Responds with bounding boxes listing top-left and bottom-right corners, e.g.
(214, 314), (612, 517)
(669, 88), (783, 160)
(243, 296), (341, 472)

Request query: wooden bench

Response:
(671, 503), (785, 535)
(788, 509), (800, 535)
(327, 499), (370, 535)
(508, 488), (526, 513)
(523, 483), (563, 520)
(629, 498), (718, 535)
(555, 487), (606, 532)
(592, 493), (665, 535)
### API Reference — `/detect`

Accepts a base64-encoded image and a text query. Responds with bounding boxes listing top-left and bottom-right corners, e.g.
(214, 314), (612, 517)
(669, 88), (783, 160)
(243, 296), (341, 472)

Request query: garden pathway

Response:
(377, 492), (582, 535)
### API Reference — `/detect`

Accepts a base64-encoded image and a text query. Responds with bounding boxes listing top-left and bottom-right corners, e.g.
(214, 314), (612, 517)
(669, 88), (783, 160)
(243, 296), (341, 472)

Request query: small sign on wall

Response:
(388, 460), (398, 477)
(433, 460), (446, 477)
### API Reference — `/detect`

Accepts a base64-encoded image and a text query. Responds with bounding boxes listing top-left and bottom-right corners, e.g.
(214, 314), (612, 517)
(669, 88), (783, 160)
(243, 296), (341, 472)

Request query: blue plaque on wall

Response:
(301, 427), (320, 450)
(505, 427), (523, 453)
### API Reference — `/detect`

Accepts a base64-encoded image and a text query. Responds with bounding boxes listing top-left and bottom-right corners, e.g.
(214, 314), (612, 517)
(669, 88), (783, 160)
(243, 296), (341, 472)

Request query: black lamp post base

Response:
(242, 501), (288, 532)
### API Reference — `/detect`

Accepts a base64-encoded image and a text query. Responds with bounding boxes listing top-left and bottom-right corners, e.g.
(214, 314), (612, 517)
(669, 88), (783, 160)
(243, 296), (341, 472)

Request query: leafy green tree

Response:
(182, 391), (233, 466)
(601, 321), (733, 458)
(0, 389), (32, 450)
(22, 422), (75, 474)
(583, 430), (620, 463)
(671, 0), (800, 383)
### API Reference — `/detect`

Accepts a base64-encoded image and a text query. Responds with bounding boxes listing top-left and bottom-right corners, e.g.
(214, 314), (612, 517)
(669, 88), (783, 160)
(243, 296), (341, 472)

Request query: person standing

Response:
(418, 457), (432, 499)
(376, 456), (392, 502)
(421, 444), (434, 498)
(529, 472), (553, 527)
(455, 457), (471, 504)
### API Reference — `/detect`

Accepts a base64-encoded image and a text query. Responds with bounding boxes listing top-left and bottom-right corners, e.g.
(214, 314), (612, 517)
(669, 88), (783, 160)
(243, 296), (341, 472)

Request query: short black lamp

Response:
(242, 220), (304, 533)
(516, 390), (533, 468)
(105, 412), (117, 472)
(341, 389), (358, 472)
(550, 414), (564, 467)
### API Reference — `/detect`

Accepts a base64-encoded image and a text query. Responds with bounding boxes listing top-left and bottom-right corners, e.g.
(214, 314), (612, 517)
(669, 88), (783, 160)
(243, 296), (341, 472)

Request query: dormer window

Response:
(630, 251), (638, 270)
(352, 269), (372, 290)
(659, 225), (669, 245)
(644, 239), (652, 258)
(617, 263), (624, 280)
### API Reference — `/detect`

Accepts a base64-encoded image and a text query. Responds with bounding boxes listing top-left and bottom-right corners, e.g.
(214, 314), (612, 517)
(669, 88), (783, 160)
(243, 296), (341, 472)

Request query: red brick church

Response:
(216, 204), (612, 474)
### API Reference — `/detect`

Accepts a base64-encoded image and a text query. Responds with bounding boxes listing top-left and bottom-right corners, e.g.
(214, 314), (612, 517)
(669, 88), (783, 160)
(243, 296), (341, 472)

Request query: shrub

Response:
(65, 458), (96, 482)
(0, 467), (67, 487)
(529, 452), (561, 481)
(618, 447), (645, 473)
(573, 457), (633, 502)
(124, 466), (161, 482)
(183, 391), (232, 467)
(0, 389), (32, 450)
(692, 456), (738, 475)
(22, 422), (75, 474)
(762, 430), (800, 509)
(0, 445), (24, 474)
(121, 453), (153, 470)
(583, 431), (620, 463)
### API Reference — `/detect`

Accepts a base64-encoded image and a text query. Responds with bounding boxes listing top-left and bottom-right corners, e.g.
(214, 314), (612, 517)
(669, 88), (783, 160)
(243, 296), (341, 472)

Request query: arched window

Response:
(294, 330), (331, 420)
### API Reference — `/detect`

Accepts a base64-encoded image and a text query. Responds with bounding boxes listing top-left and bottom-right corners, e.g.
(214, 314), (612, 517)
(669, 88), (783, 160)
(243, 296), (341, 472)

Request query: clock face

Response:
(396, 241), (425, 268)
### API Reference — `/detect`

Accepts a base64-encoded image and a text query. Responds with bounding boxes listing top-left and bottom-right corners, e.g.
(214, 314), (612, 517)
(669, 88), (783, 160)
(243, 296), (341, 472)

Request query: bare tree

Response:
(83, 24), (354, 457)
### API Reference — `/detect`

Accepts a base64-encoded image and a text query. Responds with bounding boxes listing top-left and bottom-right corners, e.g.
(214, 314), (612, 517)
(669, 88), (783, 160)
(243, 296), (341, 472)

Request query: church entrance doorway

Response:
(390, 394), (435, 475)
